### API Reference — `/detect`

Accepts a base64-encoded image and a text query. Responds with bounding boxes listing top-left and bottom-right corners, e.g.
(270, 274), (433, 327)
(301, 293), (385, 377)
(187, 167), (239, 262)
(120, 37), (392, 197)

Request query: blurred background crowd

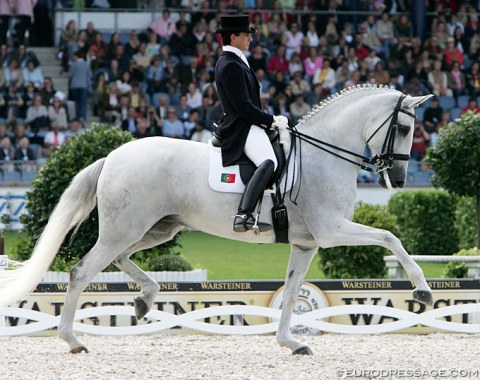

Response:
(0, 0), (478, 184)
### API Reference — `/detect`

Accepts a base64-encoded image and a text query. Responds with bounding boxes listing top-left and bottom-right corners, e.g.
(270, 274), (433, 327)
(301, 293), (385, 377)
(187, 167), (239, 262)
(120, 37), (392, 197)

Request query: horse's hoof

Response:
(292, 346), (313, 355)
(134, 297), (149, 320)
(69, 346), (89, 354)
(413, 289), (433, 306)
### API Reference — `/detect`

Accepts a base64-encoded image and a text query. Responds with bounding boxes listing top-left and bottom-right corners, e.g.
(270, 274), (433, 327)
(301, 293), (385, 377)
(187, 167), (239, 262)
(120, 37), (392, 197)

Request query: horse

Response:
(0, 85), (433, 355)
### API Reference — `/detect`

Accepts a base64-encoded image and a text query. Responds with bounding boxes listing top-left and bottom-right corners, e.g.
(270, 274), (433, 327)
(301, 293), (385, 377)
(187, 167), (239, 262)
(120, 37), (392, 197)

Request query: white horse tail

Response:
(0, 158), (106, 307)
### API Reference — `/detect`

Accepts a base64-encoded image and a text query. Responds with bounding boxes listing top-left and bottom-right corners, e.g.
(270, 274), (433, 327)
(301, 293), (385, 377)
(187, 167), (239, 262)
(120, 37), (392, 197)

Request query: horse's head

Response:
(367, 93), (433, 189)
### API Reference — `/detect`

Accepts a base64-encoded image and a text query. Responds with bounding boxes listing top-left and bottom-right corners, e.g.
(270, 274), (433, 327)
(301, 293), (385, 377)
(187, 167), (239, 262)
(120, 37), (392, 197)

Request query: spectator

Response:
(39, 77), (55, 106)
(163, 107), (184, 138)
(395, 15), (412, 38)
(461, 97), (480, 114)
(305, 20), (320, 48)
(25, 94), (49, 138)
(202, 83), (218, 107)
(124, 31), (140, 58)
(168, 23), (194, 59)
(376, 11), (395, 59)
(191, 121), (212, 143)
(0, 137), (15, 170)
(423, 96), (443, 134)
(312, 58), (336, 95)
(266, 45), (289, 78)
(248, 44), (267, 73)
(4, 58), (23, 88)
(68, 51), (91, 120)
(106, 32), (121, 62)
(430, 111), (451, 146)
(150, 9), (176, 43)
(111, 44), (129, 72)
(22, 60), (44, 88)
(121, 106), (138, 133)
(0, 1), (11, 46)
(146, 31), (161, 56)
(133, 43), (152, 70)
(12, 44), (39, 69)
(175, 94), (192, 123)
(291, 71), (311, 97)
(288, 52), (304, 77)
(20, 81), (36, 119)
(48, 91), (68, 131)
(64, 118), (84, 139)
(290, 94), (310, 123)
(14, 136), (35, 163)
(372, 61), (390, 85)
(83, 21), (98, 45)
(428, 60), (452, 97)
(183, 109), (201, 138)
(303, 47), (323, 81)
(444, 37), (464, 69)
(466, 61), (480, 97)
(272, 93), (291, 118)
(410, 121), (430, 161)
(133, 118), (151, 139)
(284, 23), (304, 60)
(89, 32), (108, 69)
(448, 61), (466, 99)
(43, 122), (66, 156)
(186, 82), (202, 109)
(335, 60), (350, 90)
(5, 84), (24, 122)
(178, 56), (200, 93)
(13, 0), (36, 45)
(115, 70), (132, 95)
(128, 80), (147, 109)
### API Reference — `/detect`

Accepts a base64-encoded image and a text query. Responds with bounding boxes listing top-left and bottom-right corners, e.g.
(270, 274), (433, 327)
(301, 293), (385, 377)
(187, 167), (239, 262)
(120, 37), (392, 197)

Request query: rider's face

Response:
(231, 32), (252, 51)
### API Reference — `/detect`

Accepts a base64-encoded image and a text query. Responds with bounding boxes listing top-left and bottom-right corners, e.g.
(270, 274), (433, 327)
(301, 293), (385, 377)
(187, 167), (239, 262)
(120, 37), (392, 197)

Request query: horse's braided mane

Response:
(298, 83), (397, 125)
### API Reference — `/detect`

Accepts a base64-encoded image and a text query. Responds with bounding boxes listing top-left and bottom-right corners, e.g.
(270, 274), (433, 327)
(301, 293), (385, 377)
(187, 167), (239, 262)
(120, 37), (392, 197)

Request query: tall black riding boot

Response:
(233, 159), (275, 233)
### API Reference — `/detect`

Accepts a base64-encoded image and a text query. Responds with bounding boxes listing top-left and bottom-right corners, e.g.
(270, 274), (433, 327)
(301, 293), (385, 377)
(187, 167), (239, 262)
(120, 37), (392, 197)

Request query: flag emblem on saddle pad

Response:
(221, 173), (236, 183)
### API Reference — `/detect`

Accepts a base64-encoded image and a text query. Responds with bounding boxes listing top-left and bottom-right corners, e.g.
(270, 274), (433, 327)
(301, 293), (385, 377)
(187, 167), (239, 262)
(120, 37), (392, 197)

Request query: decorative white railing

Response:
(2, 303), (480, 336)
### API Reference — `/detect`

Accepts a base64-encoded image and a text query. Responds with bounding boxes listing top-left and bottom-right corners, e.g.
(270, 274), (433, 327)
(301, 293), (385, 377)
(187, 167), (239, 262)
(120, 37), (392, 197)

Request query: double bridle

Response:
(287, 95), (416, 173)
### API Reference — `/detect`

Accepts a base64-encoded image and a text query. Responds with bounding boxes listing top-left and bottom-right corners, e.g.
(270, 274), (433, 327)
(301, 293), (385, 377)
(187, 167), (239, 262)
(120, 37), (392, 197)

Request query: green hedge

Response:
(443, 247), (480, 278)
(455, 196), (477, 250)
(13, 124), (190, 272)
(318, 202), (398, 279)
(388, 190), (458, 255)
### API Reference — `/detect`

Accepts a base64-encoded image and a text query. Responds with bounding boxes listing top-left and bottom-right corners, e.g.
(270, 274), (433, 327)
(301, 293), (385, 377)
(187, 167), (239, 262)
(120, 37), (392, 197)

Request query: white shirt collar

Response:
(223, 45), (250, 68)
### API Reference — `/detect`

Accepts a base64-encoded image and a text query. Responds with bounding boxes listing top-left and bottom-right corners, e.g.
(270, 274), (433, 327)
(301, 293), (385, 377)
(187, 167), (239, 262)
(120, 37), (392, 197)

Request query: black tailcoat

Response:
(214, 51), (273, 166)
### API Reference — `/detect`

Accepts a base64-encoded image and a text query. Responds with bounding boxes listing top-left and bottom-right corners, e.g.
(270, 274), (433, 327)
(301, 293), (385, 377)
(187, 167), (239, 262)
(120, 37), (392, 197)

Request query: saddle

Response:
(210, 125), (292, 243)
(210, 126), (286, 188)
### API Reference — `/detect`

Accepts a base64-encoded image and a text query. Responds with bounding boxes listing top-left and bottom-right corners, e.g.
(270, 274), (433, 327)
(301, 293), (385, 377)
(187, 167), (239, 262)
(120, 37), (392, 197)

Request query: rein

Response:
(287, 95), (416, 174)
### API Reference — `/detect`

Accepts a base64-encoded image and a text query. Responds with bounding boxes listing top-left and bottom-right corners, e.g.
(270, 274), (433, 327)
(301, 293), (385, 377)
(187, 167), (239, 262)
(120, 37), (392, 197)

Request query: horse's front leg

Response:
(276, 244), (318, 355)
(325, 219), (433, 305)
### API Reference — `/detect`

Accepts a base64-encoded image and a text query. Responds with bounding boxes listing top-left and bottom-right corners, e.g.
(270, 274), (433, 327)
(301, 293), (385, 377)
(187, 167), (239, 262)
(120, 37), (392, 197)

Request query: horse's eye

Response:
(398, 124), (411, 135)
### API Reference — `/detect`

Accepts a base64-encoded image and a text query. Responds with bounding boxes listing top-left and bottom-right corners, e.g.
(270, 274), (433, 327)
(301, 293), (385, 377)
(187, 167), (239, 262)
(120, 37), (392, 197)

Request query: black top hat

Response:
(216, 15), (256, 34)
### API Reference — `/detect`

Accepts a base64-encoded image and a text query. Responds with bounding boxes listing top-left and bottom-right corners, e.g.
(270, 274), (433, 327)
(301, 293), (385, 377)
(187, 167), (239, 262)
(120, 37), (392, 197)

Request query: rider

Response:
(215, 15), (289, 233)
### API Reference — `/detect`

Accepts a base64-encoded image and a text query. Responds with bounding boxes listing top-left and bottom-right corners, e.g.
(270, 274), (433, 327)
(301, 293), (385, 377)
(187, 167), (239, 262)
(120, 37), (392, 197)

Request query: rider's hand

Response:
(273, 115), (289, 130)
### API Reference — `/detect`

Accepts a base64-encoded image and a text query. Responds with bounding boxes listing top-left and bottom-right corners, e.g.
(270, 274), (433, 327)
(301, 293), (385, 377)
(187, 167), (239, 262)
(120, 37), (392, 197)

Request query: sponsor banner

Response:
(3, 279), (480, 336)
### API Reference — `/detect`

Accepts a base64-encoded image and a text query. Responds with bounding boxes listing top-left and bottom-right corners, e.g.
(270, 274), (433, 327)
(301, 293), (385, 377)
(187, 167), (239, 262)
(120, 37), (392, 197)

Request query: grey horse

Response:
(0, 85), (433, 355)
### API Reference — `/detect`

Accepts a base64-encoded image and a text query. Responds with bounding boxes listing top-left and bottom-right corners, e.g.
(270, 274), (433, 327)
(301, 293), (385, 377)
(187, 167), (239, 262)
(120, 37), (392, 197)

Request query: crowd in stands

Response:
(4, 0), (480, 183)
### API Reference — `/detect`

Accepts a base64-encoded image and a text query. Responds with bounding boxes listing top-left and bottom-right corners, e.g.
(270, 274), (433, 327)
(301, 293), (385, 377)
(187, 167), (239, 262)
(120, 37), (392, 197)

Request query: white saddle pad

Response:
(208, 140), (297, 194)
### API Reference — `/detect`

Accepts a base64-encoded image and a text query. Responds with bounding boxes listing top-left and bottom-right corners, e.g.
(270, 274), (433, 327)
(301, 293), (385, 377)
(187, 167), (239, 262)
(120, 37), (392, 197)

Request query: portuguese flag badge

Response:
(221, 173), (236, 183)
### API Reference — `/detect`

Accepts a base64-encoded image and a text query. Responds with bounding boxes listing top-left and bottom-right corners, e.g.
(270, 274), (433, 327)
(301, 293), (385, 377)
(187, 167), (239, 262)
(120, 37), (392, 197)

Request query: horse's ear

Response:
(402, 94), (434, 109)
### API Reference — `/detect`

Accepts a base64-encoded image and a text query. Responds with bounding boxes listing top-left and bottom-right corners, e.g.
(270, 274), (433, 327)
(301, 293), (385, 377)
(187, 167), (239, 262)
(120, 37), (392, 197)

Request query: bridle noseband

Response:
(288, 94), (416, 173)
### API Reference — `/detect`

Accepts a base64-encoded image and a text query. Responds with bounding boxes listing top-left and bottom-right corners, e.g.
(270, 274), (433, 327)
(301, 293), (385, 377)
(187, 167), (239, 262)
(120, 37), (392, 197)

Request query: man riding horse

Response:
(214, 15), (289, 233)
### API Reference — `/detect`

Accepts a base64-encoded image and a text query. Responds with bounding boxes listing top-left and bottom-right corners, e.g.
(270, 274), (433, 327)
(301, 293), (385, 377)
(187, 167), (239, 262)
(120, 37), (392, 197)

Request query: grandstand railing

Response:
(0, 161), (38, 184)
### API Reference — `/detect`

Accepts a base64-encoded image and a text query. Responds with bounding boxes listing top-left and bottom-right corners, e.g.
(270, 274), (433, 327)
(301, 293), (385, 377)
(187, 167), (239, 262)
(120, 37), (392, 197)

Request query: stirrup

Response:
(233, 213), (272, 233)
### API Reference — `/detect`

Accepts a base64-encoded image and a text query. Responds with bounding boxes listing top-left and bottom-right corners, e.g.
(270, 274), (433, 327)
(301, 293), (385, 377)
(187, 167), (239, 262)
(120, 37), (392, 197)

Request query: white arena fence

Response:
(2, 303), (480, 336)
(1, 278), (480, 337)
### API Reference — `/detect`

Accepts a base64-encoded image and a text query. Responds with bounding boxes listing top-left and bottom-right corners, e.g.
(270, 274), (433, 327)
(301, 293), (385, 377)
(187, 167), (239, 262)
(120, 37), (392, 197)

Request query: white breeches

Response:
(243, 125), (278, 170)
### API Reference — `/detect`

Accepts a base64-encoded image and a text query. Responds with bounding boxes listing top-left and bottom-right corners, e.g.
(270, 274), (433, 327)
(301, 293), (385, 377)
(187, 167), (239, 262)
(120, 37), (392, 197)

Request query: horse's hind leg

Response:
(58, 239), (131, 354)
(276, 244), (317, 355)
(113, 257), (159, 320)
(113, 217), (183, 320)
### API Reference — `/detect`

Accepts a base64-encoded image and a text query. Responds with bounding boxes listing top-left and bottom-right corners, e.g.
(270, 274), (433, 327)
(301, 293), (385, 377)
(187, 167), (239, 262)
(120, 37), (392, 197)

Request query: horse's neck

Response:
(298, 100), (368, 156)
